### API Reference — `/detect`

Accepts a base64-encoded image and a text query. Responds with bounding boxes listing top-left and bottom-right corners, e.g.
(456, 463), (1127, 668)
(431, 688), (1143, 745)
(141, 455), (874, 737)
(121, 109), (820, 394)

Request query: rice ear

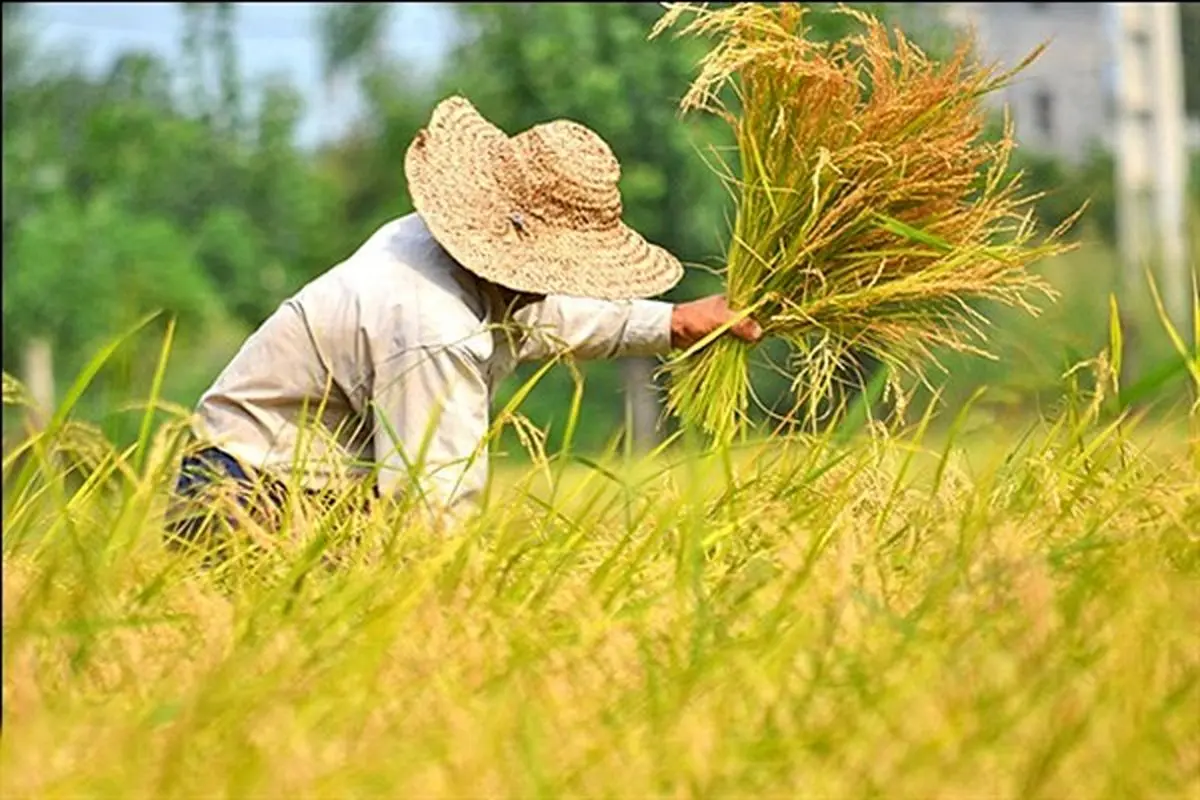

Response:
(656, 3), (1079, 442)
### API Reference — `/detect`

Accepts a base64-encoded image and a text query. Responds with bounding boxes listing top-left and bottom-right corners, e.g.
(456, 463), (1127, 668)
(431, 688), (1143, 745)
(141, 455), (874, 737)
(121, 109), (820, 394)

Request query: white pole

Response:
(1113, 1), (1195, 377)
(1114, 2), (1154, 378)
(1148, 2), (1194, 344)
(623, 358), (660, 453)
(22, 337), (55, 430)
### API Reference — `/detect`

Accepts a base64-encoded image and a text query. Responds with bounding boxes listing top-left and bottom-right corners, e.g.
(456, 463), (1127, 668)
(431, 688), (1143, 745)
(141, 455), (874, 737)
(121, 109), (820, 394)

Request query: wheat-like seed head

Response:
(654, 2), (1079, 442)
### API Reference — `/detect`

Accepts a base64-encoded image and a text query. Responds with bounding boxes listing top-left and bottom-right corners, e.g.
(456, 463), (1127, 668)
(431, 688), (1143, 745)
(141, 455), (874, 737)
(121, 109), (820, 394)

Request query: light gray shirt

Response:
(193, 213), (674, 514)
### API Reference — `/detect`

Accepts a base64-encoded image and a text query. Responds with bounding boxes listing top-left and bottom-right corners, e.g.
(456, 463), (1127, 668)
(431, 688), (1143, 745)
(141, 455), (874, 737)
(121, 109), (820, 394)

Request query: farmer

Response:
(167, 96), (762, 536)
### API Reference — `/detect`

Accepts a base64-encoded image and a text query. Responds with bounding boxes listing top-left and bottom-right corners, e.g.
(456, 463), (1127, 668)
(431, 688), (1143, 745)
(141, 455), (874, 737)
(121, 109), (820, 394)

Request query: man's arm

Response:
(510, 296), (674, 363)
(509, 293), (765, 363)
(370, 342), (491, 522)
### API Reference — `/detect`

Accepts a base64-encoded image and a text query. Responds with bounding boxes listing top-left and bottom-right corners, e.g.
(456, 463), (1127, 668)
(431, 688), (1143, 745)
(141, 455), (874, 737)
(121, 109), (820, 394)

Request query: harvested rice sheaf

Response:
(652, 3), (1081, 443)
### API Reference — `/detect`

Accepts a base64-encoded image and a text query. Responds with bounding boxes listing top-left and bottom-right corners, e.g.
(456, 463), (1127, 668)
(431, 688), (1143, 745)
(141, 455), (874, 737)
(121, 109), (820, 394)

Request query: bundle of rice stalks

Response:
(651, 3), (1081, 443)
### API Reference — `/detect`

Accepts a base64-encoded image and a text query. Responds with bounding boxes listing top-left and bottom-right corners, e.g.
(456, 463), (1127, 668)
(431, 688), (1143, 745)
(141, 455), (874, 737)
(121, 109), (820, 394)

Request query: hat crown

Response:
(508, 120), (623, 231)
(403, 95), (684, 300)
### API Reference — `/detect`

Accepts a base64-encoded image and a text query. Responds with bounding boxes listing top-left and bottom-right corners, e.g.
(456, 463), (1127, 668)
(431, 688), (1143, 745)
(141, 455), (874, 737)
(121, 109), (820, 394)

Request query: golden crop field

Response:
(3, 344), (1197, 799)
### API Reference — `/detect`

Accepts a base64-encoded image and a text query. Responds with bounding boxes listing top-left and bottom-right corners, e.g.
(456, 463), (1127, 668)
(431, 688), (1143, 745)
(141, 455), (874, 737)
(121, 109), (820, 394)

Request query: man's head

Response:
(404, 96), (683, 302)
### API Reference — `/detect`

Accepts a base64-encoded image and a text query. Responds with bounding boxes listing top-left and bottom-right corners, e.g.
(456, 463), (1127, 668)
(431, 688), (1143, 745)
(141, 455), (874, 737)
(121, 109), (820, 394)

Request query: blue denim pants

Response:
(165, 447), (377, 545)
(164, 447), (287, 543)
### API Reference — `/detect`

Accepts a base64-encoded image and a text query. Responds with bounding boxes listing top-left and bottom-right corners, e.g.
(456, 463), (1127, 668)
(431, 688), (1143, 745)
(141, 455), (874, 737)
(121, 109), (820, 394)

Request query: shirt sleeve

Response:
(369, 341), (491, 524)
(510, 296), (674, 363)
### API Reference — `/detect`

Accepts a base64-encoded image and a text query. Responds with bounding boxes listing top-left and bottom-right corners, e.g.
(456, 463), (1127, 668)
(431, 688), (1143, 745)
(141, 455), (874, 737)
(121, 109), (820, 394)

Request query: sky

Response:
(25, 2), (456, 148)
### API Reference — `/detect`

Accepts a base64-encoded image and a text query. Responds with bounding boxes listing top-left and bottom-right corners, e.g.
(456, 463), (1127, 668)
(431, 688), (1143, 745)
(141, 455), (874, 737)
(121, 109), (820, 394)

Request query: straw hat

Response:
(404, 96), (684, 301)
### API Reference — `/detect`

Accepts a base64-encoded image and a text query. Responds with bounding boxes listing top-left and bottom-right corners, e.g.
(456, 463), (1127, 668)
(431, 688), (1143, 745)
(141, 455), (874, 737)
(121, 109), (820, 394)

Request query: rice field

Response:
(4, 4), (1197, 797)
(2, 337), (1198, 799)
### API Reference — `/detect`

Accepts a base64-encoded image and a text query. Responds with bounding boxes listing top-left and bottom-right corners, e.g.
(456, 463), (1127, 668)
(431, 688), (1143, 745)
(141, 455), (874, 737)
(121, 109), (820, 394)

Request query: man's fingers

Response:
(673, 299), (763, 350)
(731, 316), (763, 342)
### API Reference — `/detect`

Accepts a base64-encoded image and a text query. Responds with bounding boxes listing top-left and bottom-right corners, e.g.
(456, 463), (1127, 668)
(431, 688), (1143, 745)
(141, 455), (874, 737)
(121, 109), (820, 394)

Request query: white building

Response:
(939, 2), (1117, 162)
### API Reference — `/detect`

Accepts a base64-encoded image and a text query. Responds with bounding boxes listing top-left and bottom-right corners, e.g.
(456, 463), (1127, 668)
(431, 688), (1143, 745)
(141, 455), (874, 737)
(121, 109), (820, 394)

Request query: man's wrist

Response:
(626, 299), (675, 356)
(669, 303), (683, 350)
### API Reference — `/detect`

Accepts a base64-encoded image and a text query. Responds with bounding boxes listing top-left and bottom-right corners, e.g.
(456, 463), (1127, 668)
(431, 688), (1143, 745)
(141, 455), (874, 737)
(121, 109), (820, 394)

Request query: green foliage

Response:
(316, 3), (391, 83)
(313, 63), (434, 256)
(2, 4), (362, 440)
(997, 140), (1118, 246)
(5, 193), (219, 357)
(1014, 148), (1116, 241)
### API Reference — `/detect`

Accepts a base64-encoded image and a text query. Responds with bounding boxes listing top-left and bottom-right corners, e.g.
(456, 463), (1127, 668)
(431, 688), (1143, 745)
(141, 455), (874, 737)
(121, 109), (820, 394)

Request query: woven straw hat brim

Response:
(404, 99), (684, 301)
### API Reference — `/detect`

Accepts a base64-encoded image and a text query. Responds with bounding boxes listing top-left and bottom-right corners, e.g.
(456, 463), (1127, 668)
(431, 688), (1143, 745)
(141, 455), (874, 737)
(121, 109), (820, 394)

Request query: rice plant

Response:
(2, 315), (1197, 797)
(652, 2), (1082, 443)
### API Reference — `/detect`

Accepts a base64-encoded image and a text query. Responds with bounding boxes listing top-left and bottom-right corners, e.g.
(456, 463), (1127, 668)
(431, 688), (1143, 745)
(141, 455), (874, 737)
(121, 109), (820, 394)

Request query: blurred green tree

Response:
(313, 3), (436, 259)
(316, 2), (390, 100)
(1, 3), (344, 437)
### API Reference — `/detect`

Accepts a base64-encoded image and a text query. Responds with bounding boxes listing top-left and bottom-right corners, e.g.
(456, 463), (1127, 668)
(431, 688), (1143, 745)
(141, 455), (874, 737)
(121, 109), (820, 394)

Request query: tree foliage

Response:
(2, 4), (343, 433)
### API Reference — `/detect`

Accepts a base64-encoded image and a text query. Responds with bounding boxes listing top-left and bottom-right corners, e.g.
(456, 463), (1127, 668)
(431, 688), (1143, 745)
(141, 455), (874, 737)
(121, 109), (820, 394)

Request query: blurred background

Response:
(3, 2), (1198, 456)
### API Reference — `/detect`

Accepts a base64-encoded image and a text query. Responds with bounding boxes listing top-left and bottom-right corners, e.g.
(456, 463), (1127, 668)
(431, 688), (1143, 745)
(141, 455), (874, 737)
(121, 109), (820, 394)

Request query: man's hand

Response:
(670, 295), (764, 351)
